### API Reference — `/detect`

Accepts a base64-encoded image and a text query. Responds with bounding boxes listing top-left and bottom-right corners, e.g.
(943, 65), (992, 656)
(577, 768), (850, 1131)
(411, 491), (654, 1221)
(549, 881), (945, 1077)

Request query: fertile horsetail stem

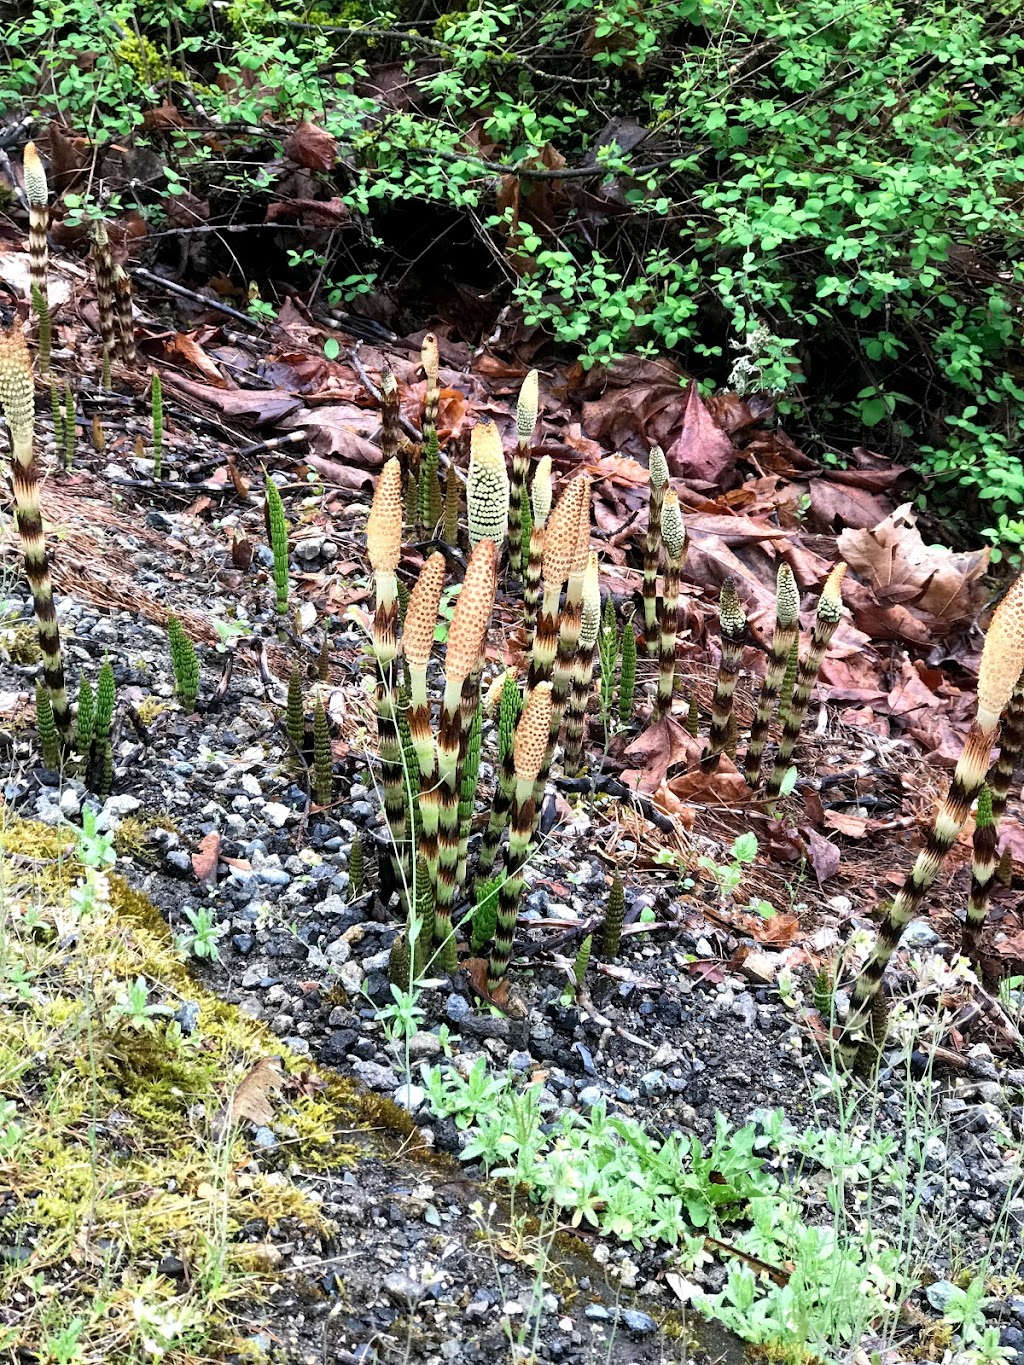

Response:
(476, 671), (524, 880)
(434, 539), (498, 969)
(528, 475), (586, 694)
(838, 571), (1024, 1068)
(466, 421), (509, 551)
(487, 681), (552, 991)
(0, 317), (71, 738)
(964, 670), (1024, 970)
(404, 552), (446, 894)
(644, 445), (669, 655)
(743, 563), (800, 787)
(112, 263), (136, 366)
(764, 564), (846, 803)
(619, 609), (637, 726)
(703, 578), (748, 769)
(368, 459), (407, 892)
(563, 551), (601, 775)
(523, 454), (552, 637)
(656, 491), (686, 718)
(24, 144), (50, 374)
(509, 368), (539, 576)
(90, 222), (117, 389)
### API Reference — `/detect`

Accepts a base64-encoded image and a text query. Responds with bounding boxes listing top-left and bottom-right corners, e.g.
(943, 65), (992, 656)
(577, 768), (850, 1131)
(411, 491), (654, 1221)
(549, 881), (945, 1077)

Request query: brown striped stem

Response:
(508, 370), (538, 577)
(112, 264), (136, 366)
(703, 577), (748, 770)
(523, 456), (552, 640)
(742, 563), (801, 788)
(656, 491), (687, 719)
(90, 223), (117, 387)
(644, 445), (669, 656)
(0, 319), (71, 739)
(765, 564), (847, 804)
(404, 553), (446, 896)
(563, 553), (601, 775)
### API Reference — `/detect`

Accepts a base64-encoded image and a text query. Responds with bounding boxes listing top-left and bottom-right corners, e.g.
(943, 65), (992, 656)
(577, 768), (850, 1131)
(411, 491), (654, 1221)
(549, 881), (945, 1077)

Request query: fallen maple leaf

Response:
(799, 826), (840, 884)
(229, 1057), (287, 1129)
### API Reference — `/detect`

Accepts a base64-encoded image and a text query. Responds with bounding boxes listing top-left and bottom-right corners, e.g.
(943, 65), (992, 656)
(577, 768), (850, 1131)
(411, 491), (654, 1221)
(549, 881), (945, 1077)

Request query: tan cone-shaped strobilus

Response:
(509, 369), (538, 577)
(0, 317), (71, 740)
(742, 563), (800, 788)
(434, 539), (498, 970)
(487, 681), (552, 992)
(838, 572), (1024, 1068)
(467, 421), (510, 552)
(765, 563), (846, 804)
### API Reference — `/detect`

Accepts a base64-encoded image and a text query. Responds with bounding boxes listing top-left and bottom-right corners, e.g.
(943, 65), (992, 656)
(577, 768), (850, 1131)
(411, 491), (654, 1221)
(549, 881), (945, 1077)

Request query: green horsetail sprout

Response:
(35, 682), (59, 769)
(63, 381), (75, 468)
(563, 551), (601, 775)
(367, 459), (408, 894)
(813, 959), (835, 1019)
(24, 145), (49, 364)
(765, 564), (847, 804)
(404, 555), (445, 902)
(398, 690), (421, 848)
(535, 477), (592, 812)
(404, 465), (419, 531)
(50, 382), (62, 444)
(488, 681), (553, 991)
(0, 318), (71, 739)
(90, 222), (116, 389)
(703, 577), (748, 769)
(524, 455), (553, 638)
(618, 609), (637, 726)
(964, 670), (1024, 970)
(286, 664), (305, 756)
(509, 368), (539, 577)
(31, 286), (52, 381)
(348, 832), (364, 901)
(76, 675), (95, 754)
(743, 563), (800, 787)
(264, 474), (290, 615)
(778, 639), (800, 724)
(572, 934), (593, 990)
(471, 874), (501, 954)
(92, 658), (115, 797)
(419, 429), (441, 531)
(151, 372), (164, 480)
(457, 697), (484, 886)
(396, 578), (410, 629)
(442, 462), (461, 547)
(838, 571), (1024, 1069)
(318, 634), (331, 681)
(467, 421), (510, 551)
(412, 854), (434, 978)
(657, 490), (687, 718)
(312, 695), (332, 806)
(601, 874), (625, 958)
(477, 671), (523, 880)
(112, 262), (136, 366)
(644, 445), (669, 656)
(435, 539), (498, 970)
(965, 783), (996, 973)
(388, 932), (411, 989)
(166, 613), (200, 710)
(686, 694), (699, 737)
(519, 485), (533, 582)
(598, 596), (619, 734)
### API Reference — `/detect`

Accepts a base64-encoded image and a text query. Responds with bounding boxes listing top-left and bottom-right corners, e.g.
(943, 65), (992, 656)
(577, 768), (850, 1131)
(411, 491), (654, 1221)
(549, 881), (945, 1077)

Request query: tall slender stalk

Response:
(476, 671), (523, 881)
(563, 551), (601, 775)
(838, 571), (1024, 1069)
(963, 668), (1024, 969)
(404, 552), (446, 896)
(703, 577), (748, 770)
(765, 563), (847, 803)
(24, 143), (50, 376)
(644, 445), (669, 655)
(112, 263), (136, 366)
(367, 458), (407, 892)
(487, 681), (552, 992)
(656, 491), (687, 718)
(526, 475), (586, 695)
(90, 222), (116, 389)
(742, 563), (800, 787)
(434, 539), (498, 970)
(0, 317), (71, 739)
(523, 454), (552, 639)
(509, 369), (538, 577)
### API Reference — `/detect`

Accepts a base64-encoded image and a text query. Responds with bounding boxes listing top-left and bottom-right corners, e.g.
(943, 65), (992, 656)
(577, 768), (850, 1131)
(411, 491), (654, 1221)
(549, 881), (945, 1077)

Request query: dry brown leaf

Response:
(161, 374), (302, 426)
(620, 716), (690, 792)
(284, 119), (337, 171)
(666, 380), (737, 489)
(191, 831), (221, 885)
(229, 1057), (287, 1129)
(281, 405), (381, 470)
(823, 810), (869, 838)
(800, 826), (841, 884)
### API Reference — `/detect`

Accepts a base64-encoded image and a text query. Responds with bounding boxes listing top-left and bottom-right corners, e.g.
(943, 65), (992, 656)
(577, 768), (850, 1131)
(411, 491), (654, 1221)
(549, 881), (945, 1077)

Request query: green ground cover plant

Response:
(3, 0), (1022, 550)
